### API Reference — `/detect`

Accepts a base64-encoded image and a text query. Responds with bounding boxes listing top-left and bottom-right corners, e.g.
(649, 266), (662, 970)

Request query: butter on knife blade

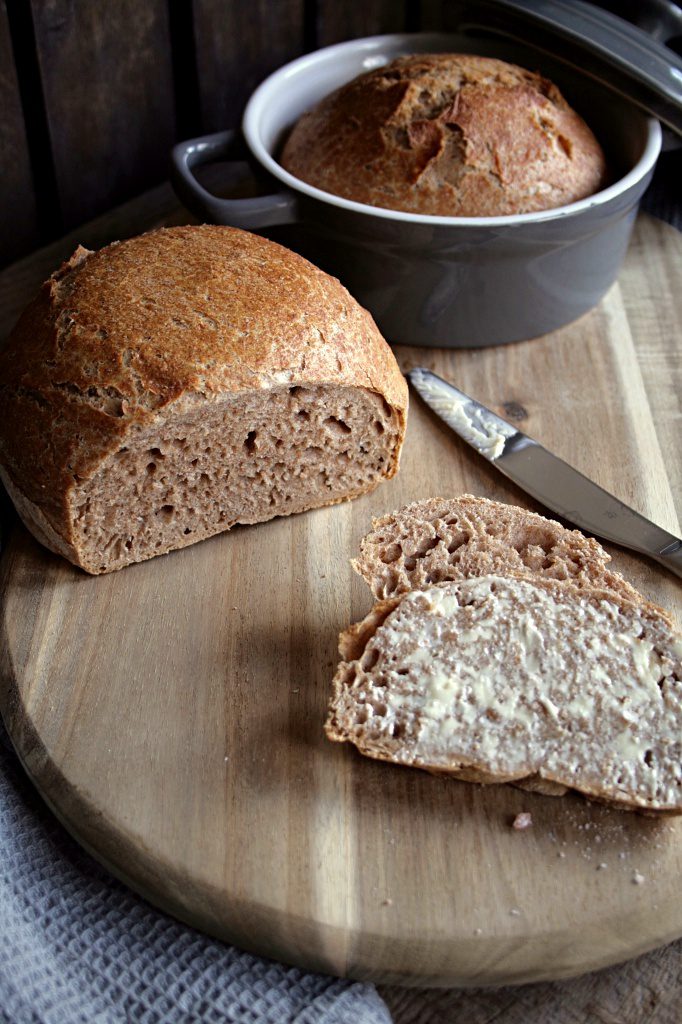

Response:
(407, 367), (682, 579)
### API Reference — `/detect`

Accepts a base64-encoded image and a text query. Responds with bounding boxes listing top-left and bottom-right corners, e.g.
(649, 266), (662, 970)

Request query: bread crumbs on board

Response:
(512, 812), (533, 830)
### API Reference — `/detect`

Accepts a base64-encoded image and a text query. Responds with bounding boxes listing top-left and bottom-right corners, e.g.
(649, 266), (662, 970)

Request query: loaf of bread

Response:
(352, 495), (641, 603)
(325, 575), (682, 814)
(281, 53), (607, 217)
(0, 226), (408, 573)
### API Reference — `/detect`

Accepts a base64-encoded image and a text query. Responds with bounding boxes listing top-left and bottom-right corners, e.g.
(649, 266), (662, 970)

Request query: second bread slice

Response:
(352, 495), (640, 603)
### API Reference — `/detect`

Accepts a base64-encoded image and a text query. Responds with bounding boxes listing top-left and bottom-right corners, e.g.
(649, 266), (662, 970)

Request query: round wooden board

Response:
(1, 215), (681, 988)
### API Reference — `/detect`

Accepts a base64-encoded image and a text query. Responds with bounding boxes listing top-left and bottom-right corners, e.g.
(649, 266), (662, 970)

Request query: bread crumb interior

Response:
(69, 384), (400, 572)
(330, 576), (682, 810)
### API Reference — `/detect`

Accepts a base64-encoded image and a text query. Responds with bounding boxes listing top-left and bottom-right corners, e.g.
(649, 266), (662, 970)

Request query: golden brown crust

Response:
(337, 597), (402, 661)
(281, 53), (607, 217)
(0, 226), (408, 553)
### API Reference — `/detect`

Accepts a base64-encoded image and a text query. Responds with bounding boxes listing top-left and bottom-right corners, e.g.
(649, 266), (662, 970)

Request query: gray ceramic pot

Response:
(171, 33), (661, 348)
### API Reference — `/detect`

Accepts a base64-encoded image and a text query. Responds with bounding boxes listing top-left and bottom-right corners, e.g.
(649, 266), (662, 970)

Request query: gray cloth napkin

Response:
(0, 722), (390, 1024)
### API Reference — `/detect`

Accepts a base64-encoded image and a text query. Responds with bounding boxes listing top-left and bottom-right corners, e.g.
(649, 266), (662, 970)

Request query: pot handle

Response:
(171, 129), (299, 229)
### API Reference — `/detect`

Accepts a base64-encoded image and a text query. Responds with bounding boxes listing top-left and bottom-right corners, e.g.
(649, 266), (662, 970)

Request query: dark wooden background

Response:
(1, 0), (681, 272)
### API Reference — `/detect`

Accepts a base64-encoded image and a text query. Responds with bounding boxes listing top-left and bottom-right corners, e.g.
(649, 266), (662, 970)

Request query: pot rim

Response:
(243, 32), (663, 228)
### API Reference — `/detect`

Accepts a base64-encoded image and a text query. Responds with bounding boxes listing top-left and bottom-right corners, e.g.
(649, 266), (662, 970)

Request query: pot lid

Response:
(454, 0), (682, 135)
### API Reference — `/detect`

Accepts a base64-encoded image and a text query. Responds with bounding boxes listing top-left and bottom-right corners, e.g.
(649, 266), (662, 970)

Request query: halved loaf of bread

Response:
(352, 495), (640, 603)
(0, 226), (408, 573)
(325, 575), (682, 813)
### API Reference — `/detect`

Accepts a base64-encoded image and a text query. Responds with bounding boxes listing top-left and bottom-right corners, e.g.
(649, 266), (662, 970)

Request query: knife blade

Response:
(408, 367), (682, 579)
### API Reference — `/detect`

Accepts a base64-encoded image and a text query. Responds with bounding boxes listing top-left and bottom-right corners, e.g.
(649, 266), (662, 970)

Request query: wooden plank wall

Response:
(0, 2), (39, 265)
(0, 1), (677, 271)
(0, 0), (425, 271)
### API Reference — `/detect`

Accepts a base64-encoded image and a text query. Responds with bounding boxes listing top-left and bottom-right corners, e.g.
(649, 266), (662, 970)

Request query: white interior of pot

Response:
(243, 32), (661, 225)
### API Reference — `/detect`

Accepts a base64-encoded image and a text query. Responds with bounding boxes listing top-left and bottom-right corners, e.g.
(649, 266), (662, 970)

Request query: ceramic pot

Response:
(171, 33), (661, 347)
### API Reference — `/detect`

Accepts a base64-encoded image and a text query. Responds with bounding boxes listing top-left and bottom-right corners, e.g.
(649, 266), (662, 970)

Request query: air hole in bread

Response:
(380, 543), (402, 565)
(245, 431), (257, 453)
(404, 556), (417, 572)
(383, 570), (400, 596)
(158, 504), (174, 520)
(416, 536), (439, 557)
(644, 750), (654, 767)
(324, 415), (352, 435)
(297, 409), (310, 421)
(361, 648), (380, 671)
(146, 462), (156, 475)
(149, 447), (164, 459)
(374, 421), (385, 435)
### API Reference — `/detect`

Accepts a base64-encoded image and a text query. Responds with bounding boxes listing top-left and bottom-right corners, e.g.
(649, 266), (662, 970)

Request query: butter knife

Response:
(408, 367), (682, 579)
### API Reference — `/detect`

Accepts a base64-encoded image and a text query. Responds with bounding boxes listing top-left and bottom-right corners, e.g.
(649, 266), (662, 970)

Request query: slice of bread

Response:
(325, 575), (682, 814)
(352, 495), (641, 604)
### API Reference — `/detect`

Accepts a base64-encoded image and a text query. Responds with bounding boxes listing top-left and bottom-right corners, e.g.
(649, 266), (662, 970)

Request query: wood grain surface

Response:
(0, 211), (680, 996)
(193, 0), (306, 133)
(0, 2), (39, 263)
(28, 0), (176, 229)
(314, 1), (409, 46)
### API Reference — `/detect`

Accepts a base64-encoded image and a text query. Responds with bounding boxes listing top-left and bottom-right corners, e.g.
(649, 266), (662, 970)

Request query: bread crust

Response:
(281, 53), (607, 217)
(0, 226), (408, 568)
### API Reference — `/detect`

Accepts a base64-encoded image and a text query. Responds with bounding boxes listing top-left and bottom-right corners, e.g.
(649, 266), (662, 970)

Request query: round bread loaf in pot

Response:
(0, 226), (408, 574)
(280, 53), (608, 218)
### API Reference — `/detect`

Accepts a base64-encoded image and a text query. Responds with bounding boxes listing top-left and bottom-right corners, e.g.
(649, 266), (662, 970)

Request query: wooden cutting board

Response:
(0, 213), (680, 988)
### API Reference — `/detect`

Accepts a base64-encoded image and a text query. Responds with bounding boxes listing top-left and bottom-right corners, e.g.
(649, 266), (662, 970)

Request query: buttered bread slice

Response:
(325, 575), (682, 814)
